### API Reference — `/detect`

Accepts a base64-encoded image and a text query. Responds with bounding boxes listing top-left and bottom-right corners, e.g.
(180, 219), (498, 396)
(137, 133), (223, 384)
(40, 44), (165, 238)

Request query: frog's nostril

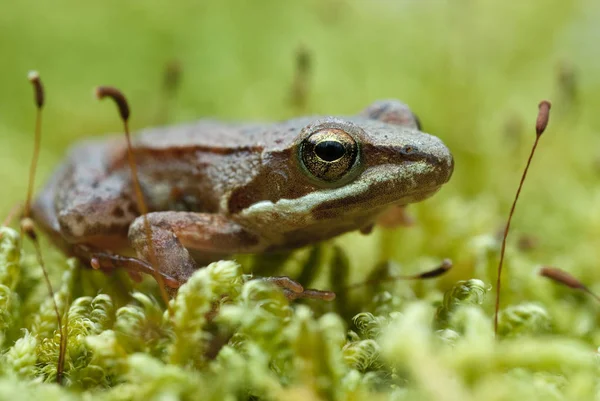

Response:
(400, 145), (416, 156)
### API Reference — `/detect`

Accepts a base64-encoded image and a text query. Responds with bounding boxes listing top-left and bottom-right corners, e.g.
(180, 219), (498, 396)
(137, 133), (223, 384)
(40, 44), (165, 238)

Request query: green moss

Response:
(3, 225), (598, 399)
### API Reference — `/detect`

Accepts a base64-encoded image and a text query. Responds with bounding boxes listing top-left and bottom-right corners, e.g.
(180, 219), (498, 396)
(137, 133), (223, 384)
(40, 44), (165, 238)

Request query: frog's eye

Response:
(299, 129), (358, 183)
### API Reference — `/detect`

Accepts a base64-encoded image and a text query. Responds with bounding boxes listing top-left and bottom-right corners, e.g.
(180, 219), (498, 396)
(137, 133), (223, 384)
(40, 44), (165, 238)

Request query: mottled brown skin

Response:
(31, 100), (453, 295)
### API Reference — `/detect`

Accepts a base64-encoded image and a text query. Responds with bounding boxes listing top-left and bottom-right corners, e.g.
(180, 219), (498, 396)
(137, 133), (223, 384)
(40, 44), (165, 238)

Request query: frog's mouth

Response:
(307, 161), (452, 219)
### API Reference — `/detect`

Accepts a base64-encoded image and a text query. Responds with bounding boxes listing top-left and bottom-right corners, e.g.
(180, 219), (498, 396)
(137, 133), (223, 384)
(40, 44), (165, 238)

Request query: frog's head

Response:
(235, 117), (453, 246)
(293, 118), (453, 212)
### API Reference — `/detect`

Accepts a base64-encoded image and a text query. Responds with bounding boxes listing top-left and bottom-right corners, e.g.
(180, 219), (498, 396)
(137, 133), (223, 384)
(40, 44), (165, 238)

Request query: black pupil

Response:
(314, 140), (345, 162)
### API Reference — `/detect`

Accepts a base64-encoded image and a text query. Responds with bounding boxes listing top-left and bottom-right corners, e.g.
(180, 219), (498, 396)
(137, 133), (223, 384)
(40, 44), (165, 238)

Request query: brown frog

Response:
(31, 100), (454, 299)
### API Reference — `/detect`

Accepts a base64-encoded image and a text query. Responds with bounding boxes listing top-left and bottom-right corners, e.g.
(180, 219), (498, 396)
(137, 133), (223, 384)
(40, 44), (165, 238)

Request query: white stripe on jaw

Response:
(239, 160), (436, 229)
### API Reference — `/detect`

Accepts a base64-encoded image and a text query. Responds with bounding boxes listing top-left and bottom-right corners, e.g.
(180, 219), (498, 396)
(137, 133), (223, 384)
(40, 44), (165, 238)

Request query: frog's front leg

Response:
(128, 211), (335, 300)
(127, 212), (261, 283)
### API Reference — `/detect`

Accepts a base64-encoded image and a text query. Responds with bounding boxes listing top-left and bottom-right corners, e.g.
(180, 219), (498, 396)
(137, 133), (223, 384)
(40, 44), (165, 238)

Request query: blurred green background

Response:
(2, 0), (600, 303)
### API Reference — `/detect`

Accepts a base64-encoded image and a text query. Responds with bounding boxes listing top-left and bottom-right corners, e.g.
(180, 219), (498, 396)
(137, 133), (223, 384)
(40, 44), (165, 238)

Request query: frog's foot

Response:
(260, 276), (336, 301)
(71, 244), (181, 288)
(62, 243), (182, 298)
(89, 250), (182, 289)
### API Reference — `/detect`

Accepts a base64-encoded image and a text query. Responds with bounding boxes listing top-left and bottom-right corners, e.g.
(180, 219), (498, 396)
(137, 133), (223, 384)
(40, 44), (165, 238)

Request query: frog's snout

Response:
(434, 143), (454, 185)
(420, 132), (454, 186)
(445, 152), (454, 183)
(402, 134), (454, 188)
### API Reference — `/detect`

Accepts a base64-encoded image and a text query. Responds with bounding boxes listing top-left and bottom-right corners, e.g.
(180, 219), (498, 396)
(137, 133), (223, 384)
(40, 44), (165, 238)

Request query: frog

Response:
(30, 99), (454, 299)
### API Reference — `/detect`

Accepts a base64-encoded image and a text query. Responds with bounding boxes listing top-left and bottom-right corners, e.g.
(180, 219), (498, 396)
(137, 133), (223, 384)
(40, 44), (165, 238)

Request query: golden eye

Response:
(299, 128), (358, 183)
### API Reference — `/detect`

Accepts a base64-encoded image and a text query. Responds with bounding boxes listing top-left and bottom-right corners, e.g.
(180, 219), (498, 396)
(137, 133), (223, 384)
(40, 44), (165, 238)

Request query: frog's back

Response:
(132, 117), (329, 152)
(30, 117), (319, 238)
